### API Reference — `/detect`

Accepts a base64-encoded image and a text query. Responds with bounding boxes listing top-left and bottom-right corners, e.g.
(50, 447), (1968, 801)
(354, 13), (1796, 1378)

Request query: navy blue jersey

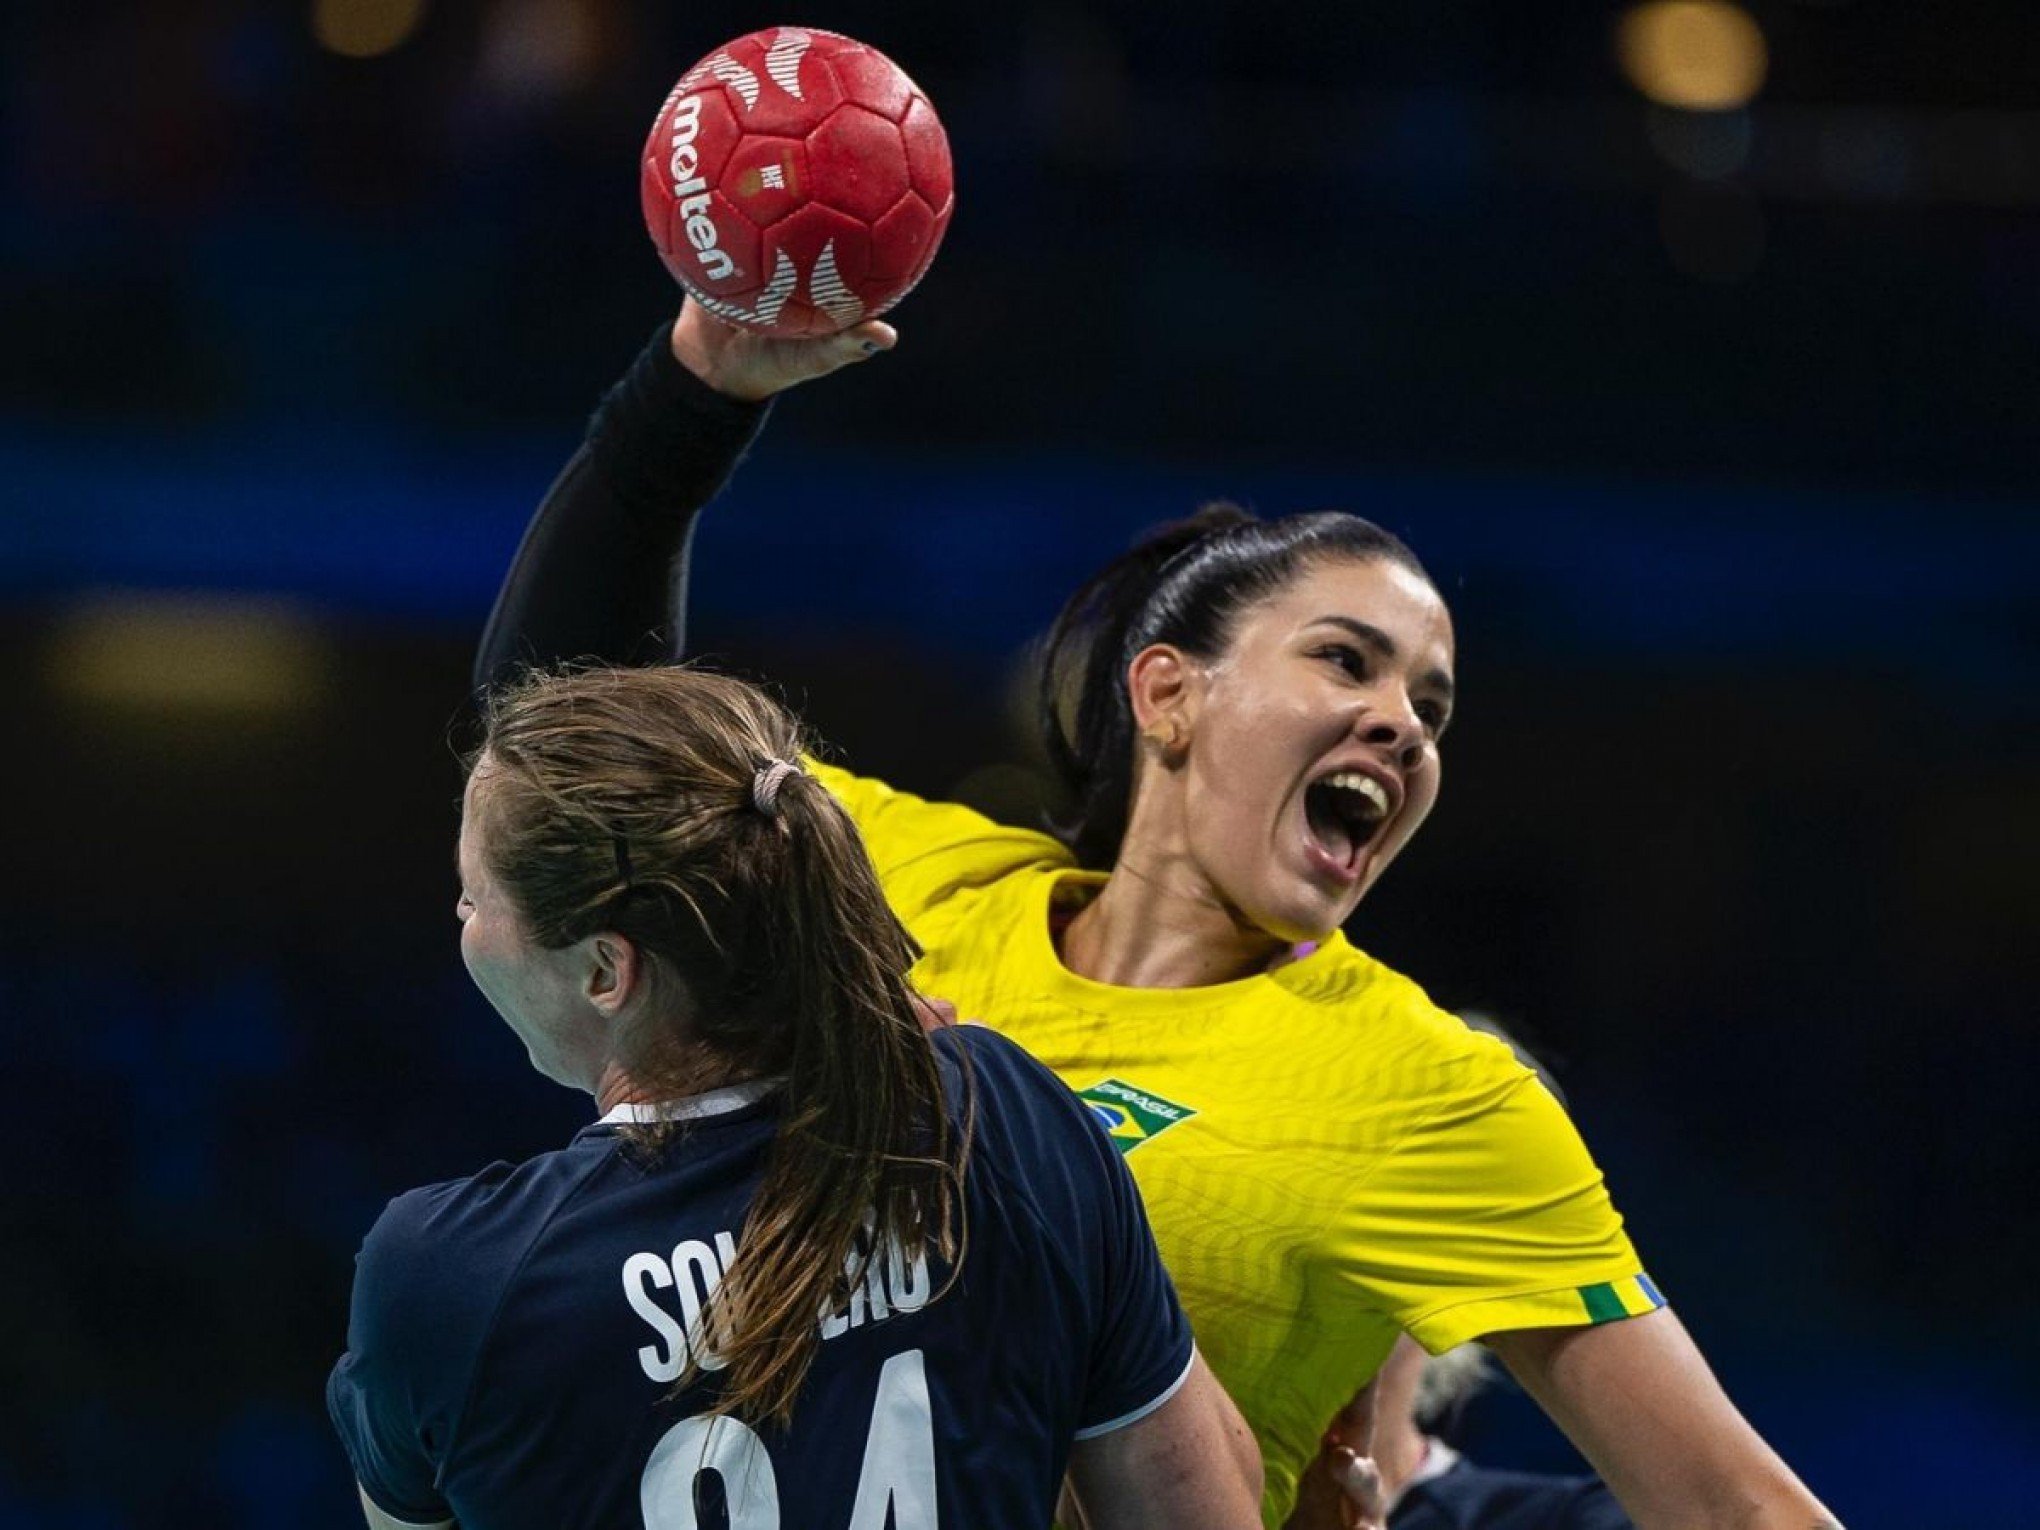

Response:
(328, 1026), (1193, 1530)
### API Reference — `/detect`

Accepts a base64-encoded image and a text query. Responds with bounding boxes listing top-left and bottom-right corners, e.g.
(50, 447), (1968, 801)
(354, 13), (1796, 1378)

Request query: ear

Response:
(584, 933), (645, 1020)
(1127, 644), (1198, 754)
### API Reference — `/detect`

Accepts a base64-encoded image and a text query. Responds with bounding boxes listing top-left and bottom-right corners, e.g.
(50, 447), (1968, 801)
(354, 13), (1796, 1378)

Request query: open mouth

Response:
(1303, 771), (1393, 872)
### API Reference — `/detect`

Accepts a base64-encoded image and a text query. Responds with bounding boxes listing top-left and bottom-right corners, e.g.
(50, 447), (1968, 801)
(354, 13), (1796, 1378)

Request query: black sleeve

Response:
(473, 322), (773, 694)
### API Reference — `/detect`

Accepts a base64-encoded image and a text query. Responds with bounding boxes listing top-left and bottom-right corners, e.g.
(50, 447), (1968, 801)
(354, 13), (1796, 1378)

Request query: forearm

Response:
(473, 322), (770, 693)
(1489, 1311), (1840, 1530)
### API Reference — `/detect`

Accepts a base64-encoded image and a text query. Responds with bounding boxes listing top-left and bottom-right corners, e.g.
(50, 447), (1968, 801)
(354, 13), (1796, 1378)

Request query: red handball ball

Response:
(641, 26), (955, 338)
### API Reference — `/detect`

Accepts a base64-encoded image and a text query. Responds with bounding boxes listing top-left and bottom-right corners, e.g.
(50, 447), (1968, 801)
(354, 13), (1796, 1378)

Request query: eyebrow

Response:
(1309, 615), (1456, 704)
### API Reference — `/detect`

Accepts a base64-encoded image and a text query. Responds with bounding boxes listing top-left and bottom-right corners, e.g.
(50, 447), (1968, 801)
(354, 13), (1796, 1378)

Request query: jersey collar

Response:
(596, 1078), (781, 1125)
(1035, 869), (1354, 1013)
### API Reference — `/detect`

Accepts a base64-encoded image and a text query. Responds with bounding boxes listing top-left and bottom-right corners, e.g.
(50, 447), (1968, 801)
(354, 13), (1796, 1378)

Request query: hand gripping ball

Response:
(641, 27), (955, 337)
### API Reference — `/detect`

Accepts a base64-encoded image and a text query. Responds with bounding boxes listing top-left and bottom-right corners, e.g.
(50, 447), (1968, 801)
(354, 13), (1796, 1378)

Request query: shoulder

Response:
(368, 1135), (617, 1265)
(930, 1025), (1193, 1425)
(352, 1137), (621, 1365)
(1280, 937), (1471, 1036)
(1274, 937), (1532, 1108)
(331, 1138), (625, 1520)
(932, 1025), (1130, 1219)
(809, 760), (1071, 908)
(1296, 957), (1650, 1348)
(935, 1024), (1108, 1156)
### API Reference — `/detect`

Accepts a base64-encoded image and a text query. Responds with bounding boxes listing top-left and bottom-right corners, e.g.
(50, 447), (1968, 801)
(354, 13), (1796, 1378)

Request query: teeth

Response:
(1323, 771), (1390, 820)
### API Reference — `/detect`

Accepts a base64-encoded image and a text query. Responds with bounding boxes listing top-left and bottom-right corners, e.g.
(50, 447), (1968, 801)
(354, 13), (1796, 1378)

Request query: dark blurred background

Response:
(3, 1), (2036, 1525)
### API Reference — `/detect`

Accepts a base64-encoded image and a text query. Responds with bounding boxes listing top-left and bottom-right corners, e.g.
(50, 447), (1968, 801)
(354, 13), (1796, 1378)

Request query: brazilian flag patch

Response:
(1077, 1078), (1198, 1156)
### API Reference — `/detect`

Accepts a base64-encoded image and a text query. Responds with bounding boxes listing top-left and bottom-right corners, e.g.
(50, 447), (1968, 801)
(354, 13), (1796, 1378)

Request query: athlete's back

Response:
(330, 1026), (1193, 1529)
(328, 665), (1258, 1530)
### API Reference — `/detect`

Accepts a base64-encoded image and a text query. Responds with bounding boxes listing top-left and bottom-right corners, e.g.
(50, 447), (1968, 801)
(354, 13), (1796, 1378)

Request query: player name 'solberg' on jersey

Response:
(623, 1219), (934, 1385)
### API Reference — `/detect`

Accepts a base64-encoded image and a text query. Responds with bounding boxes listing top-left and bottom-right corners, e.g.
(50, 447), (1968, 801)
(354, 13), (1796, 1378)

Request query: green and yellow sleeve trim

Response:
(1580, 1273), (1665, 1324)
(1406, 1272), (1667, 1353)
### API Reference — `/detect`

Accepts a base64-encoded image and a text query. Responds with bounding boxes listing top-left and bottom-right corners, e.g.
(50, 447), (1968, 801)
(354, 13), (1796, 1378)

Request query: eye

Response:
(1314, 643), (1368, 679)
(1415, 699), (1451, 738)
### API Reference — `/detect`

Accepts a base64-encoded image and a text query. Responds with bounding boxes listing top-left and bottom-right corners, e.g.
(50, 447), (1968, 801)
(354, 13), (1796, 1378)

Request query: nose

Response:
(1358, 696), (1427, 773)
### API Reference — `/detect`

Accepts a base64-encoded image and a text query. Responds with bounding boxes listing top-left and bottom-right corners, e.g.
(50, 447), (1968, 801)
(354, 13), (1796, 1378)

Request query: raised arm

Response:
(473, 302), (895, 693)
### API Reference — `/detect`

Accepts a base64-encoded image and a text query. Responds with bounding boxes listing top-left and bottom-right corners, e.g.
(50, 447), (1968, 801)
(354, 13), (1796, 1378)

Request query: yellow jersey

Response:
(816, 762), (1660, 1524)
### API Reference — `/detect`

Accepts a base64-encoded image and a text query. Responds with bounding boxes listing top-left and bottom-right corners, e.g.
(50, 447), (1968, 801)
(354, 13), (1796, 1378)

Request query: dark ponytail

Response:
(476, 665), (965, 1428)
(1037, 504), (1431, 868)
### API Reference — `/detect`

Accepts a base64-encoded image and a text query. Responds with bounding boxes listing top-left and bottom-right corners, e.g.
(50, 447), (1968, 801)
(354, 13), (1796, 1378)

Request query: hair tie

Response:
(751, 758), (800, 818)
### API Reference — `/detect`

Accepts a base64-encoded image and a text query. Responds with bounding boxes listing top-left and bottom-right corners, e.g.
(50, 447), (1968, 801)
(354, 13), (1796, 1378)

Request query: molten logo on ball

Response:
(641, 27), (956, 337)
(664, 96), (734, 283)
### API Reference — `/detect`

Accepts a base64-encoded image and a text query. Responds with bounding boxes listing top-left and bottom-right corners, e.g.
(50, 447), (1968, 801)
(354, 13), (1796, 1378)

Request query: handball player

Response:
(471, 305), (1838, 1530)
(327, 666), (1262, 1529)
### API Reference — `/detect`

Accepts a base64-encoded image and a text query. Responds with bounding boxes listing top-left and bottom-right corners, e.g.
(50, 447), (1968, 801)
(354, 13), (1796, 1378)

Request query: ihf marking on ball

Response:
(665, 96), (735, 282)
(737, 157), (797, 198)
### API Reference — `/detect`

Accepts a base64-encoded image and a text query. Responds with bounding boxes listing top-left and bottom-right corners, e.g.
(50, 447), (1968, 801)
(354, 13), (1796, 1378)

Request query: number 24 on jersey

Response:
(642, 1349), (936, 1530)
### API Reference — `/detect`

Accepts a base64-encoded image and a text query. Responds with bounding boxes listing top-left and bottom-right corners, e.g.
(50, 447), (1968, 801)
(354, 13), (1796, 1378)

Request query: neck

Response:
(1060, 853), (1288, 988)
(593, 1046), (752, 1115)
(592, 1059), (651, 1115)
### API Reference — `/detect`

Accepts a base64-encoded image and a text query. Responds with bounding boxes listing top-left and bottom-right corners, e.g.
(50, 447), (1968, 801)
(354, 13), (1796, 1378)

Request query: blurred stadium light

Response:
(44, 594), (331, 718)
(1617, 1), (1769, 112)
(477, 0), (606, 103)
(311, 0), (426, 60)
